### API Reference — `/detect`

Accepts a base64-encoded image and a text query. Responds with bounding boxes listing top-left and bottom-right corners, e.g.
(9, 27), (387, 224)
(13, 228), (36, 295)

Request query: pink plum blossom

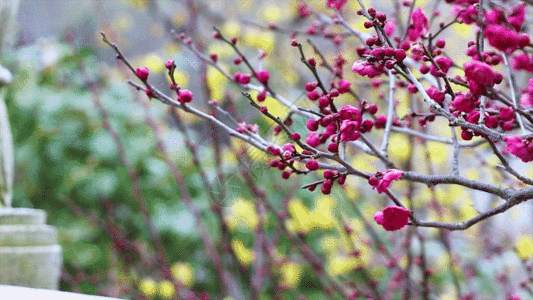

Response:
(407, 8), (429, 41)
(504, 136), (533, 163)
(351, 60), (383, 78)
(464, 60), (497, 86)
(374, 169), (403, 194)
(373, 206), (411, 231)
(326, 0), (347, 11)
(484, 25), (520, 53)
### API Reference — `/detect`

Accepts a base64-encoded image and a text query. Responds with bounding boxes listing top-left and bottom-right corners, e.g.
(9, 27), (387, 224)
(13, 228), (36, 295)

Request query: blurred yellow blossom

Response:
(280, 262), (303, 288)
(427, 142), (448, 166)
(309, 195), (336, 230)
(288, 199), (313, 233)
(222, 21), (241, 38)
(243, 30), (275, 53)
(139, 278), (157, 296)
(232, 239), (254, 265)
(208, 43), (234, 58)
(226, 198), (259, 230)
(262, 5), (282, 23)
(389, 134), (411, 162)
(207, 65), (229, 100)
(459, 202), (476, 221)
(516, 236), (533, 260)
(171, 262), (194, 287)
(172, 12), (189, 27)
(158, 280), (175, 299)
(326, 256), (359, 276)
(141, 53), (165, 74)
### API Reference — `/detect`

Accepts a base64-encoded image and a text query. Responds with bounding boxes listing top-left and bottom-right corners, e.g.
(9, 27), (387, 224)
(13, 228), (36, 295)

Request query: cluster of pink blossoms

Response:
(504, 136), (533, 163)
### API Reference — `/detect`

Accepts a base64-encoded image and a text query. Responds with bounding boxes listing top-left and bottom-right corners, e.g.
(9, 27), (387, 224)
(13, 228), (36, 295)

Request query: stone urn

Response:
(0, 208), (62, 289)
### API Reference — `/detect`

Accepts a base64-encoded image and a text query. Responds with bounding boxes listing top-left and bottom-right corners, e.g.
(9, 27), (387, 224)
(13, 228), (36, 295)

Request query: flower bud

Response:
(257, 70), (270, 84)
(178, 89), (194, 103)
(135, 67), (149, 81)
(306, 159), (319, 171)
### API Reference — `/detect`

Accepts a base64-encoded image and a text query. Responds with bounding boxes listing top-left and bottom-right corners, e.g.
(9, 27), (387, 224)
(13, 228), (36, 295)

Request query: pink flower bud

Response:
(178, 89), (194, 103)
(165, 60), (173, 69)
(327, 143), (339, 152)
(257, 90), (267, 102)
(135, 67), (149, 81)
(306, 159), (319, 171)
(306, 132), (321, 147)
(318, 96), (330, 108)
(366, 104), (378, 115)
(145, 88), (154, 98)
(291, 132), (301, 141)
(307, 90), (320, 101)
(308, 57), (316, 67)
(306, 119), (319, 131)
(256, 70), (270, 84)
(375, 115), (387, 129)
(337, 78), (351, 94)
(305, 81), (318, 92)
(281, 170), (292, 179)
(209, 53), (218, 62)
(233, 56), (243, 65)
(239, 73), (251, 84)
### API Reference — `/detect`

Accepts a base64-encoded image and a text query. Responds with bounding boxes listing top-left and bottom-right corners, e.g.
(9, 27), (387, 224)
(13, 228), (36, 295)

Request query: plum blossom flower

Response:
(326, 0), (347, 11)
(351, 60), (383, 78)
(407, 8), (429, 41)
(453, 5), (478, 24)
(511, 53), (533, 72)
(430, 56), (453, 77)
(504, 136), (533, 163)
(339, 105), (362, 122)
(464, 60), (497, 86)
(306, 132), (322, 147)
(373, 206), (411, 231)
(384, 19), (396, 36)
(339, 120), (360, 142)
(374, 169), (403, 194)
(508, 3), (526, 31)
(484, 25), (521, 53)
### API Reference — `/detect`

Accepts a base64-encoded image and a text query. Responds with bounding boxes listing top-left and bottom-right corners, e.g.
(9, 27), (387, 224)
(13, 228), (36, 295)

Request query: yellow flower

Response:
(227, 198), (259, 230)
(222, 21), (241, 38)
(232, 239), (254, 265)
(326, 256), (358, 277)
(288, 199), (313, 233)
(459, 202), (477, 221)
(516, 236), (533, 260)
(207, 66), (229, 100)
(139, 278), (157, 296)
(158, 280), (175, 299)
(171, 262), (194, 287)
(280, 262), (303, 288)
(388, 134), (411, 162)
(262, 5), (282, 23)
(141, 53), (165, 74)
(243, 30), (275, 53)
(427, 142), (448, 166)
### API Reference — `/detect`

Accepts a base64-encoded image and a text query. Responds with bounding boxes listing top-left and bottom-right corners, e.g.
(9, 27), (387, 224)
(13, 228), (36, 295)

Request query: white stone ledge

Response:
(0, 285), (124, 300)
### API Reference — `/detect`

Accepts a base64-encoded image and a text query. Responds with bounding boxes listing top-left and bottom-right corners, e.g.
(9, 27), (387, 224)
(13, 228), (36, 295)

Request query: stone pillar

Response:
(0, 208), (62, 289)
